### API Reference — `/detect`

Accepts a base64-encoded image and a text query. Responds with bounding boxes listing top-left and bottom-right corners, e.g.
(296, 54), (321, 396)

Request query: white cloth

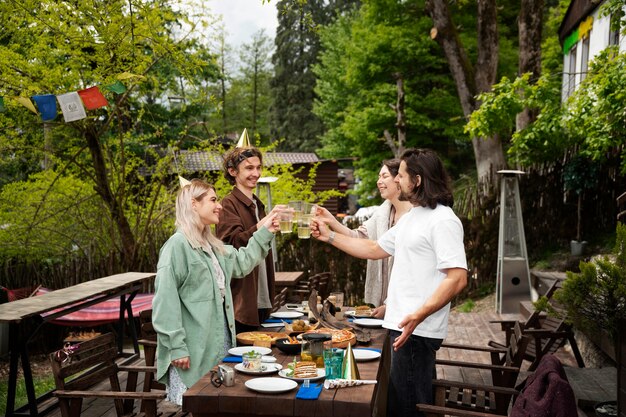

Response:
(351, 200), (394, 306)
(377, 204), (467, 339)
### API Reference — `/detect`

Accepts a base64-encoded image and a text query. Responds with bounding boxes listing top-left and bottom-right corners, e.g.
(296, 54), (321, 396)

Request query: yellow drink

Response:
(280, 220), (293, 233)
(300, 352), (325, 368)
(297, 226), (311, 239)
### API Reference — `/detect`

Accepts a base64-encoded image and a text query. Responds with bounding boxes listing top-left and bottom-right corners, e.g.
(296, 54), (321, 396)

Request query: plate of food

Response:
(345, 305), (374, 318)
(302, 328), (356, 348)
(234, 362), (283, 375)
(353, 318), (384, 328)
(227, 346), (272, 356)
(283, 319), (319, 335)
(352, 349), (382, 362)
(235, 332), (284, 346)
(279, 361), (326, 382)
(245, 377), (298, 394)
(270, 311), (304, 319)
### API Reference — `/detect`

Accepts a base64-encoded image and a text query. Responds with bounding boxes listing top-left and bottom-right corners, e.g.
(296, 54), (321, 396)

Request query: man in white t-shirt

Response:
(312, 148), (468, 417)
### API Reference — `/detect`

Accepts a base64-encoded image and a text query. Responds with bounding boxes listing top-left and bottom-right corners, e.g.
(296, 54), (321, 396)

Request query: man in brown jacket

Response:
(217, 147), (285, 333)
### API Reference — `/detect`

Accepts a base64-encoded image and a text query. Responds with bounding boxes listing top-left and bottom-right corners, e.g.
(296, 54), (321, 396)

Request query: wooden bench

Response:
(49, 332), (165, 417)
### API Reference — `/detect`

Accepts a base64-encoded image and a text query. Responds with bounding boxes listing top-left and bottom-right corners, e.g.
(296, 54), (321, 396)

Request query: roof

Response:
(177, 150), (320, 172)
(558, 0), (602, 44)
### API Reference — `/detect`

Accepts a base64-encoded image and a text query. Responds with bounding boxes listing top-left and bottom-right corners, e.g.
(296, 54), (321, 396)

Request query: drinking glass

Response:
(279, 211), (293, 234)
(242, 351), (262, 371)
(323, 348), (344, 379)
(303, 202), (317, 216)
(288, 201), (303, 222)
(297, 216), (311, 239)
(329, 292), (344, 309)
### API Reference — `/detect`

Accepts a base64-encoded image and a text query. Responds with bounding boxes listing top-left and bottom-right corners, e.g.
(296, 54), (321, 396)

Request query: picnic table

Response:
(274, 271), (305, 289)
(183, 315), (389, 417)
(0, 272), (157, 417)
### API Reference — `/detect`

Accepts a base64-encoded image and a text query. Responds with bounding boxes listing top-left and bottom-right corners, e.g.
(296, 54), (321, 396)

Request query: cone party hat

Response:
(178, 175), (191, 187)
(341, 342), (360, 380)
(236, 128), (251, 148)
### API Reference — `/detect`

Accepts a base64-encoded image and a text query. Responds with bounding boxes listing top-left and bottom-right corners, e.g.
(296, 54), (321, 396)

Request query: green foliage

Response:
(562, 155), (600, 196)
(457, 299), (475, 313)
(0, 373), (56, 416)
(313, 0), (470, 202)
(555, 223), (626, 347)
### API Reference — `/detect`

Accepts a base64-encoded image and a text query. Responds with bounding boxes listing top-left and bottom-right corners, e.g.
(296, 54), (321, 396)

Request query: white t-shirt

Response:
(377, 204), (467, 339)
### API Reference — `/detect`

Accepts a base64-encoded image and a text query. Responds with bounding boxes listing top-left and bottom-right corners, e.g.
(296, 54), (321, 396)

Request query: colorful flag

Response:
(17, 96), (38, 114)
(103, 80), (126, 94)
(32, 94), (57, 121)
(57, 92), (87, 122)
(77, 86), (108, 110)
(0, 97), (5, 113)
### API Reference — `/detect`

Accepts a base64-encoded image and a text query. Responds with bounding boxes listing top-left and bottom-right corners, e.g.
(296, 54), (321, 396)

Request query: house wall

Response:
(562, 3), (625, 100)
(293, 160), (340, 215)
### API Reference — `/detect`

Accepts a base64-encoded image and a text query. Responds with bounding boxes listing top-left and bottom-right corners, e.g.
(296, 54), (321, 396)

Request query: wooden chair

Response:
(138, 310), (165, 398)
(488, 279), (585, 371)
(49, 332), (165, 417)
(314, 272), (331, 299)
(272, 287), (288, 312)
(288, 273), (320, 302)
(417, 322), (530, 416)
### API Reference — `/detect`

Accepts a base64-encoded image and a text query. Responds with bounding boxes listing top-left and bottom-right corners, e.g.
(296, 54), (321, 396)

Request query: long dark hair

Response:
(400, 148), (453, 209)
(382, 158), (401, 177)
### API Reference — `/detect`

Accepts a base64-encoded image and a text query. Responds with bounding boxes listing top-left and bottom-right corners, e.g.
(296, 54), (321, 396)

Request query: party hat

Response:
(341, 343), (360, 380)
(236, 128), (251, 148)
(179, 175), (191, 187)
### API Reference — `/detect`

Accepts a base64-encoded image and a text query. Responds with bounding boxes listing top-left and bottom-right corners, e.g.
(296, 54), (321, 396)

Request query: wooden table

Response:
(183, 326), (388, 417)
(0, 272), (156, 417)
(275, 271), (305, 288)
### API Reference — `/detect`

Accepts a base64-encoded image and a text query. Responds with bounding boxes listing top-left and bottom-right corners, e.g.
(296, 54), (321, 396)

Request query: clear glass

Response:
(279, 210), (293, 234)
(242, 351), (262, 371)
(289, 201), (303, 222)
(329, 292), (344, 309)
(323, 348), (344, 379)
(297, 216), (311, 239)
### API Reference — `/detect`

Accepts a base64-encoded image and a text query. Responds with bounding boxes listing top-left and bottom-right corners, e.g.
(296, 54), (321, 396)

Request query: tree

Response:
(238, 30), (273, 140)
(313, 0), (471, 201)
(0, 0), (220, 270)
(270, 0), (358, 152)
(425, 0), (506, 188)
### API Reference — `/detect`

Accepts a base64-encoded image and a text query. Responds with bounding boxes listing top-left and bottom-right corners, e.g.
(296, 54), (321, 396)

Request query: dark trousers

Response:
(387, 330), (442, 417)
(234, 308), (271, 334)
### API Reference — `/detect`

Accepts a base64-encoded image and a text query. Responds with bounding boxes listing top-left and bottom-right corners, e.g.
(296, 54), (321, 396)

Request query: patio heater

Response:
(495, 170), (533, 314)
(256, 176), (279, 271)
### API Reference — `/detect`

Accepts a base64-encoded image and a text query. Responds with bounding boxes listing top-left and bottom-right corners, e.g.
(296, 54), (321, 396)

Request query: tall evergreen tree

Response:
(270, 0), (358, 151)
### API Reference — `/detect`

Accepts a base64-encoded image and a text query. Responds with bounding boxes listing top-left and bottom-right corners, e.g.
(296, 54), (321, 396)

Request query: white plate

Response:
(353, 349), (382, 362)
(245, 377), (298, 394)
(234, 363), (283, 375)
(270, 311), (304, 319)
(228, 346), (272, 356)
(353, 318), (384, 328)
(278, 368), (326, 382)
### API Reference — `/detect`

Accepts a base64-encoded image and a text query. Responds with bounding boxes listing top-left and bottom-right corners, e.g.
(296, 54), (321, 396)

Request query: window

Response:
(580, 35), (590, 83)
(567, 44), (578, 97)
(609, 14), (620, 46)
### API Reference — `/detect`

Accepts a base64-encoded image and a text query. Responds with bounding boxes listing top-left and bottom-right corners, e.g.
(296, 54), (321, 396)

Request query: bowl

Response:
(275, 337), (302, 355)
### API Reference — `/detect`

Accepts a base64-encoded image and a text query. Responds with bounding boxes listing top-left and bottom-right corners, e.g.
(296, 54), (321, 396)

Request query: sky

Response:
(208, 0), (279, 49)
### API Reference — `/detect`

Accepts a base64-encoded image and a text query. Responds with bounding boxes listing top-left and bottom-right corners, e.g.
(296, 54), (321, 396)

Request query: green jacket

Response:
(152, 227), (274, 388)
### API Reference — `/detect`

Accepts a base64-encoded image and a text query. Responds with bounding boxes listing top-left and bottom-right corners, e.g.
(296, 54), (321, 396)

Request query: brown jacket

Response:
(216, 187), (275, 326)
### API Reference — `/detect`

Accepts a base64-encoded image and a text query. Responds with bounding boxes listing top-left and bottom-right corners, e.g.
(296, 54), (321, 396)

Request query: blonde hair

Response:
(175, 179), (225, 254)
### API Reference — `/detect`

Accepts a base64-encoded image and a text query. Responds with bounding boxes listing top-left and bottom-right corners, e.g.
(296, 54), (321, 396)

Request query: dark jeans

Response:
(387, 330), (443, 417)
(234, 309), (271, 334)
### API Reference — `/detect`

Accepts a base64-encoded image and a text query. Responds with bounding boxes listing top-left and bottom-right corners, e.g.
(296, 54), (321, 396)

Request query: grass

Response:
(0, 374), (56, 416)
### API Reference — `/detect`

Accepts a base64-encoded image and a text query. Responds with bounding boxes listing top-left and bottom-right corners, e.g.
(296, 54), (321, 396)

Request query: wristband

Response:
(328, 231), (336, 244)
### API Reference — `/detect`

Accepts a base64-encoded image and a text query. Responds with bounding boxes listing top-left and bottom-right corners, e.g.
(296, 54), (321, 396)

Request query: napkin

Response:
(323, 379), (377, 389)
(264, 318), (292, 323)
(296, 383), (323, 400)
(222, 356), (242, 363)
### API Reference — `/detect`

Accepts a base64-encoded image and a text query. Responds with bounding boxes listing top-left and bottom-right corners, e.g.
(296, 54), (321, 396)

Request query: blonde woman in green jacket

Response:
(152, 179), (280, 405)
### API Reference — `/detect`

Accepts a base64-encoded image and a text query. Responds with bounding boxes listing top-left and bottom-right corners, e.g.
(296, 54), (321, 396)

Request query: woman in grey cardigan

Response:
(316, 159), (412, 316)
(152, 179), (279, 405)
